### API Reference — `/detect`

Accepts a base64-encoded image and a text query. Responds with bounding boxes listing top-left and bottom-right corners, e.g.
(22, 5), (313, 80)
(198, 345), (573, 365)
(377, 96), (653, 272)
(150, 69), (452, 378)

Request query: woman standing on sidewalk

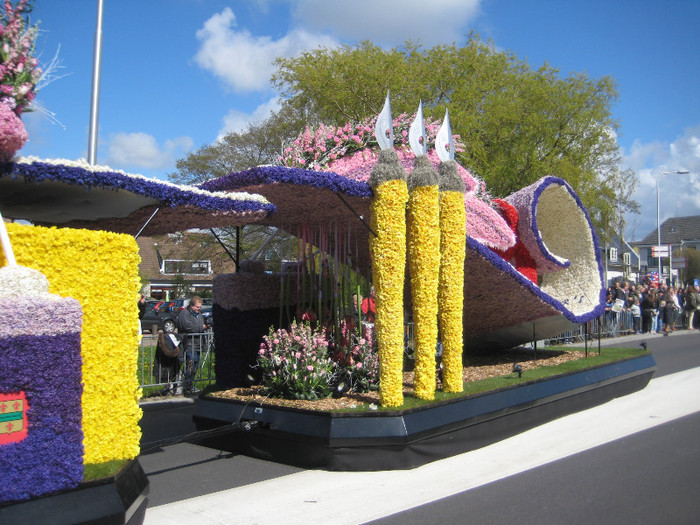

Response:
(641, 289), (656, 334)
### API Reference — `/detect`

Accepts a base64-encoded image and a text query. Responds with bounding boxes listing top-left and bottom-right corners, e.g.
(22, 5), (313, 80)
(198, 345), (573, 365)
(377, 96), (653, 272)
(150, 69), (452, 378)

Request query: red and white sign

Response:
(652, 245), (670, 257)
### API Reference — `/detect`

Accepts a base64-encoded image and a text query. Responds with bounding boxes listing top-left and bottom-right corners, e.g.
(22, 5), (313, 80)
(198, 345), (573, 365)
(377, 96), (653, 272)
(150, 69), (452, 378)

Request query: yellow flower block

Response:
(407, 184), (440, 400)
(370, 178), (408, 407)
(4, 223), (143, 464)
(438, 191), (467, 392)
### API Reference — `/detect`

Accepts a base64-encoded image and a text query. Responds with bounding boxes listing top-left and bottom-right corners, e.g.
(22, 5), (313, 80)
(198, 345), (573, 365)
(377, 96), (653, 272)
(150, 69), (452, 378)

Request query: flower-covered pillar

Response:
(434, 110), (467, 392)
(369, 148), (408, 407)
(437, 159), (467, 392)
(406, 103), (441, 400)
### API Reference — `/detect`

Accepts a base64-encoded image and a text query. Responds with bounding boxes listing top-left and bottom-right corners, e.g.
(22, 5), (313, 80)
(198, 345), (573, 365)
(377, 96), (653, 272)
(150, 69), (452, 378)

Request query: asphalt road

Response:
(139, 330), (700, 523)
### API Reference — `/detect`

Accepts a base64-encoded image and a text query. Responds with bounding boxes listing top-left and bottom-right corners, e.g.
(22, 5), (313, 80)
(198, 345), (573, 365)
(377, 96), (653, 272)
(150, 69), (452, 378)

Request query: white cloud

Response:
(217, 97), (282, 140)
(194, 7), (338, 92)
(291, 0), (483, 47)
(105, 132), (194, 170)
(624, 125), (700, 241)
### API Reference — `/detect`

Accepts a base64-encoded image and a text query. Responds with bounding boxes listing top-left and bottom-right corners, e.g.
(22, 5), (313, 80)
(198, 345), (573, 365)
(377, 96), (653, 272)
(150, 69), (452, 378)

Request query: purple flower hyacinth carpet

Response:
(0, 267), (84, 505)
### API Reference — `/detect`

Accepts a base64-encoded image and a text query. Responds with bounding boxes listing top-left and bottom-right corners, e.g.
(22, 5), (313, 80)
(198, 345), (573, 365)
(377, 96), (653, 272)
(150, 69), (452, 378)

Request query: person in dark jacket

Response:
(177, 296), (207, 393)
(641, 290), (656, 334)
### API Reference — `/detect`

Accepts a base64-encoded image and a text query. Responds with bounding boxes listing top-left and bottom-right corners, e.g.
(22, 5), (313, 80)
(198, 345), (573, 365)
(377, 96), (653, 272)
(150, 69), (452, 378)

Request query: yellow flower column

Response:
(407, 155), (440, 400)
(369, 149), (408, 407)
(4, 223), (143, 464)
(437, 160), (467, 392)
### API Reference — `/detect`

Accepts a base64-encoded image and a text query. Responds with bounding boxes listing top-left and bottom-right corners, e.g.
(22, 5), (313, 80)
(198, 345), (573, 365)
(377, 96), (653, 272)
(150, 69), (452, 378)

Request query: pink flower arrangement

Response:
(280, 113), (464, 174)
(0, 100), (26, 160)
(0, 0), (41, 116)
(257, 321), (336, 400)
(331, 317), (379, 393)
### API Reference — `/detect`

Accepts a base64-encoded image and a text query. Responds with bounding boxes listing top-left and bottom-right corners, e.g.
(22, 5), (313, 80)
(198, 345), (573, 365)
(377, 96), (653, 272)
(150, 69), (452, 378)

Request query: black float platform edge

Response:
(193, 354), (656, 471)
(0, 458), (149, 525)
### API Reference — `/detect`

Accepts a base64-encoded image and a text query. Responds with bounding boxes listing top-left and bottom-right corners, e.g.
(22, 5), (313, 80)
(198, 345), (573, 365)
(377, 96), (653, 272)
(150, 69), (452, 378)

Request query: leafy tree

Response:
(679, 247), (700, 286)
(168, 104), (305, 185)
(272, 36), (638, 240)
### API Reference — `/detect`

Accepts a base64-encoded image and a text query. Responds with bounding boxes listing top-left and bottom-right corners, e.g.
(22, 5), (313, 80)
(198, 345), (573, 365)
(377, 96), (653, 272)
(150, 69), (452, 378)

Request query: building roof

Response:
(136, 233), (237, 283)
(635, 215), (700, 246)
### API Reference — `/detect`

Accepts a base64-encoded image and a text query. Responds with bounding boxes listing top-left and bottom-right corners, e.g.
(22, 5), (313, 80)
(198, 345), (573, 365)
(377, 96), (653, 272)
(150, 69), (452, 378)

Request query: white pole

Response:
(0, 209), (17, 266)
(87, 0), (104, 165)
(656, 175), (661, 283)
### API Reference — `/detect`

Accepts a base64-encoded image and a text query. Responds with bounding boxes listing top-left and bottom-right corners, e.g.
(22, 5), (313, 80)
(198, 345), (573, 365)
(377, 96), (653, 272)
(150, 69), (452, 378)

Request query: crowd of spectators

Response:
(604, 277), (700, 335)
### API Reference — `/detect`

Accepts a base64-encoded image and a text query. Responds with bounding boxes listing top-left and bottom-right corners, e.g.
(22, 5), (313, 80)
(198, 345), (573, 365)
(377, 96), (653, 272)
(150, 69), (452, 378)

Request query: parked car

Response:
(140, 301), (178, 333)
(171, 297), (213, 314)
(201, 305), (214, 330)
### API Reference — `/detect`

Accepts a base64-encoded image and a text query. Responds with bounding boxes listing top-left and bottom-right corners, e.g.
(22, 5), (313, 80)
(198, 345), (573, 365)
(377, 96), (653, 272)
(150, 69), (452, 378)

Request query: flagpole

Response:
(87, 0), (104, 165)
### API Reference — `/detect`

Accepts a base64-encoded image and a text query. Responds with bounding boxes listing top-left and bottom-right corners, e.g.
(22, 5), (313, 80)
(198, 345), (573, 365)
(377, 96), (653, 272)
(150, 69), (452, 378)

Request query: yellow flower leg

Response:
(438, 191), (466, 392)
(370, 178), (408, 407)
(407, 184), (440, 400)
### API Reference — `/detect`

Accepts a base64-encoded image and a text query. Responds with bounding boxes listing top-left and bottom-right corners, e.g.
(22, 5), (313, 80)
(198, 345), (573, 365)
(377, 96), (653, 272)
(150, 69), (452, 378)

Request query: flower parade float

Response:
(0, 157), (275, 522)
(191, 99), (655, 470)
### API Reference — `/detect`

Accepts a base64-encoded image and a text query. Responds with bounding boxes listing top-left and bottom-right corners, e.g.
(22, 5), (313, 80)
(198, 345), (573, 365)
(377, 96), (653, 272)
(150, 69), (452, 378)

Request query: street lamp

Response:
(656, 169), (690, 284)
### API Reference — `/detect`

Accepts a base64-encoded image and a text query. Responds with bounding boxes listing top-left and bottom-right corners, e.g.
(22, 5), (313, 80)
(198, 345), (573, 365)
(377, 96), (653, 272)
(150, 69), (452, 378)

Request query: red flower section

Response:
(492, 199), (538, 284)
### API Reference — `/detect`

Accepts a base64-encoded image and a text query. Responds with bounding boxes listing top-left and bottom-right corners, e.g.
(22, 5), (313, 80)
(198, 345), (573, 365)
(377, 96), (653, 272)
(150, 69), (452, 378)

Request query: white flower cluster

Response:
(0, 265), (51, 297)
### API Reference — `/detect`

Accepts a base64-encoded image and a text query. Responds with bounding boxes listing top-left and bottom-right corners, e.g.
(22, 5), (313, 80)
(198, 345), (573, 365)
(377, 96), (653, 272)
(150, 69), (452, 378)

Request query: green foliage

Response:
(679, 247), (700, 285)
(168, 105), (305, 185)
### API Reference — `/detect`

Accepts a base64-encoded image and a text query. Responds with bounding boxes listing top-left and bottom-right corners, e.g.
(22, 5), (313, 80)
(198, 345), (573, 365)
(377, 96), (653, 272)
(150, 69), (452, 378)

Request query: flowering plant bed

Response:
(193, 348), (655, 470)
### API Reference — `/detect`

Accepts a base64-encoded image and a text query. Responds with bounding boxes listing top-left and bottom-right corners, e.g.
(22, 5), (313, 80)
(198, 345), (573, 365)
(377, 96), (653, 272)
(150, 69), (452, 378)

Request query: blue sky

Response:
(21, 0), (700, 241)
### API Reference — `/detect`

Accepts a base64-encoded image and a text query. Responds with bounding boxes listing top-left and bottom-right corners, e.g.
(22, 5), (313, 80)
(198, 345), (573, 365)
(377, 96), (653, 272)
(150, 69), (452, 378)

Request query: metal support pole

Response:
(236, 226), (241, 272)
(209, 228), (237, 265)
(87, 0), (104, 165)
(134, 206), (161, 239)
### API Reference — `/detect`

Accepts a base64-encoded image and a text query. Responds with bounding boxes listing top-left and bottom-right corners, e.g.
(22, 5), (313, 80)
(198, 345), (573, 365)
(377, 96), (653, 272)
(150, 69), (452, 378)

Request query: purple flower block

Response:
(0, 296), (84, 505)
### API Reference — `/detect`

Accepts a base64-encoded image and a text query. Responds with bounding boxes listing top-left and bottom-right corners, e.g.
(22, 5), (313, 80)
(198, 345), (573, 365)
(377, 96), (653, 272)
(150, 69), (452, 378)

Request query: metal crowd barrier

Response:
(138, 331), (215, 394)
(544, 309), (647, 346)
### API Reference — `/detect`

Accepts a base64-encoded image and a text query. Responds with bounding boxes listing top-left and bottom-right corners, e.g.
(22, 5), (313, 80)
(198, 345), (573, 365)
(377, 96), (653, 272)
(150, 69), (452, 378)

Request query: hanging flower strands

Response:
(406, 101), (441, 400)
(369, 91), (408, 407)
(436, 109), (467, 393)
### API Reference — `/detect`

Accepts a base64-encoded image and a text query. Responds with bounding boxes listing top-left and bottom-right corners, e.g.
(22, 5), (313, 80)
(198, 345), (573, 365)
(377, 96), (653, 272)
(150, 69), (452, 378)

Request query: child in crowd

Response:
(631, 297), (641, 334)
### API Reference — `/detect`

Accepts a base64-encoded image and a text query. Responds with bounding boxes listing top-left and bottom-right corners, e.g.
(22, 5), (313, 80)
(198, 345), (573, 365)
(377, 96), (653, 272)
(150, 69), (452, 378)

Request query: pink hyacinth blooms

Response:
(0, 102), (27, 161)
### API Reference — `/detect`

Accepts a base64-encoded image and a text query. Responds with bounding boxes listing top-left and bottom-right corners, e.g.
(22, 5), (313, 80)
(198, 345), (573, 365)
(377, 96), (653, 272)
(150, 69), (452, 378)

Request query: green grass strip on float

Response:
(334, 347), (649, 413)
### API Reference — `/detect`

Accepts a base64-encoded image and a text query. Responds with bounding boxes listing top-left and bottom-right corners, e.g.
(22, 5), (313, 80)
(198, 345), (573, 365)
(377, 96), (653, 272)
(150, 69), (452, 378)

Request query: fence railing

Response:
(544, 307), (689, 346)
(138, 331), (215, 395)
